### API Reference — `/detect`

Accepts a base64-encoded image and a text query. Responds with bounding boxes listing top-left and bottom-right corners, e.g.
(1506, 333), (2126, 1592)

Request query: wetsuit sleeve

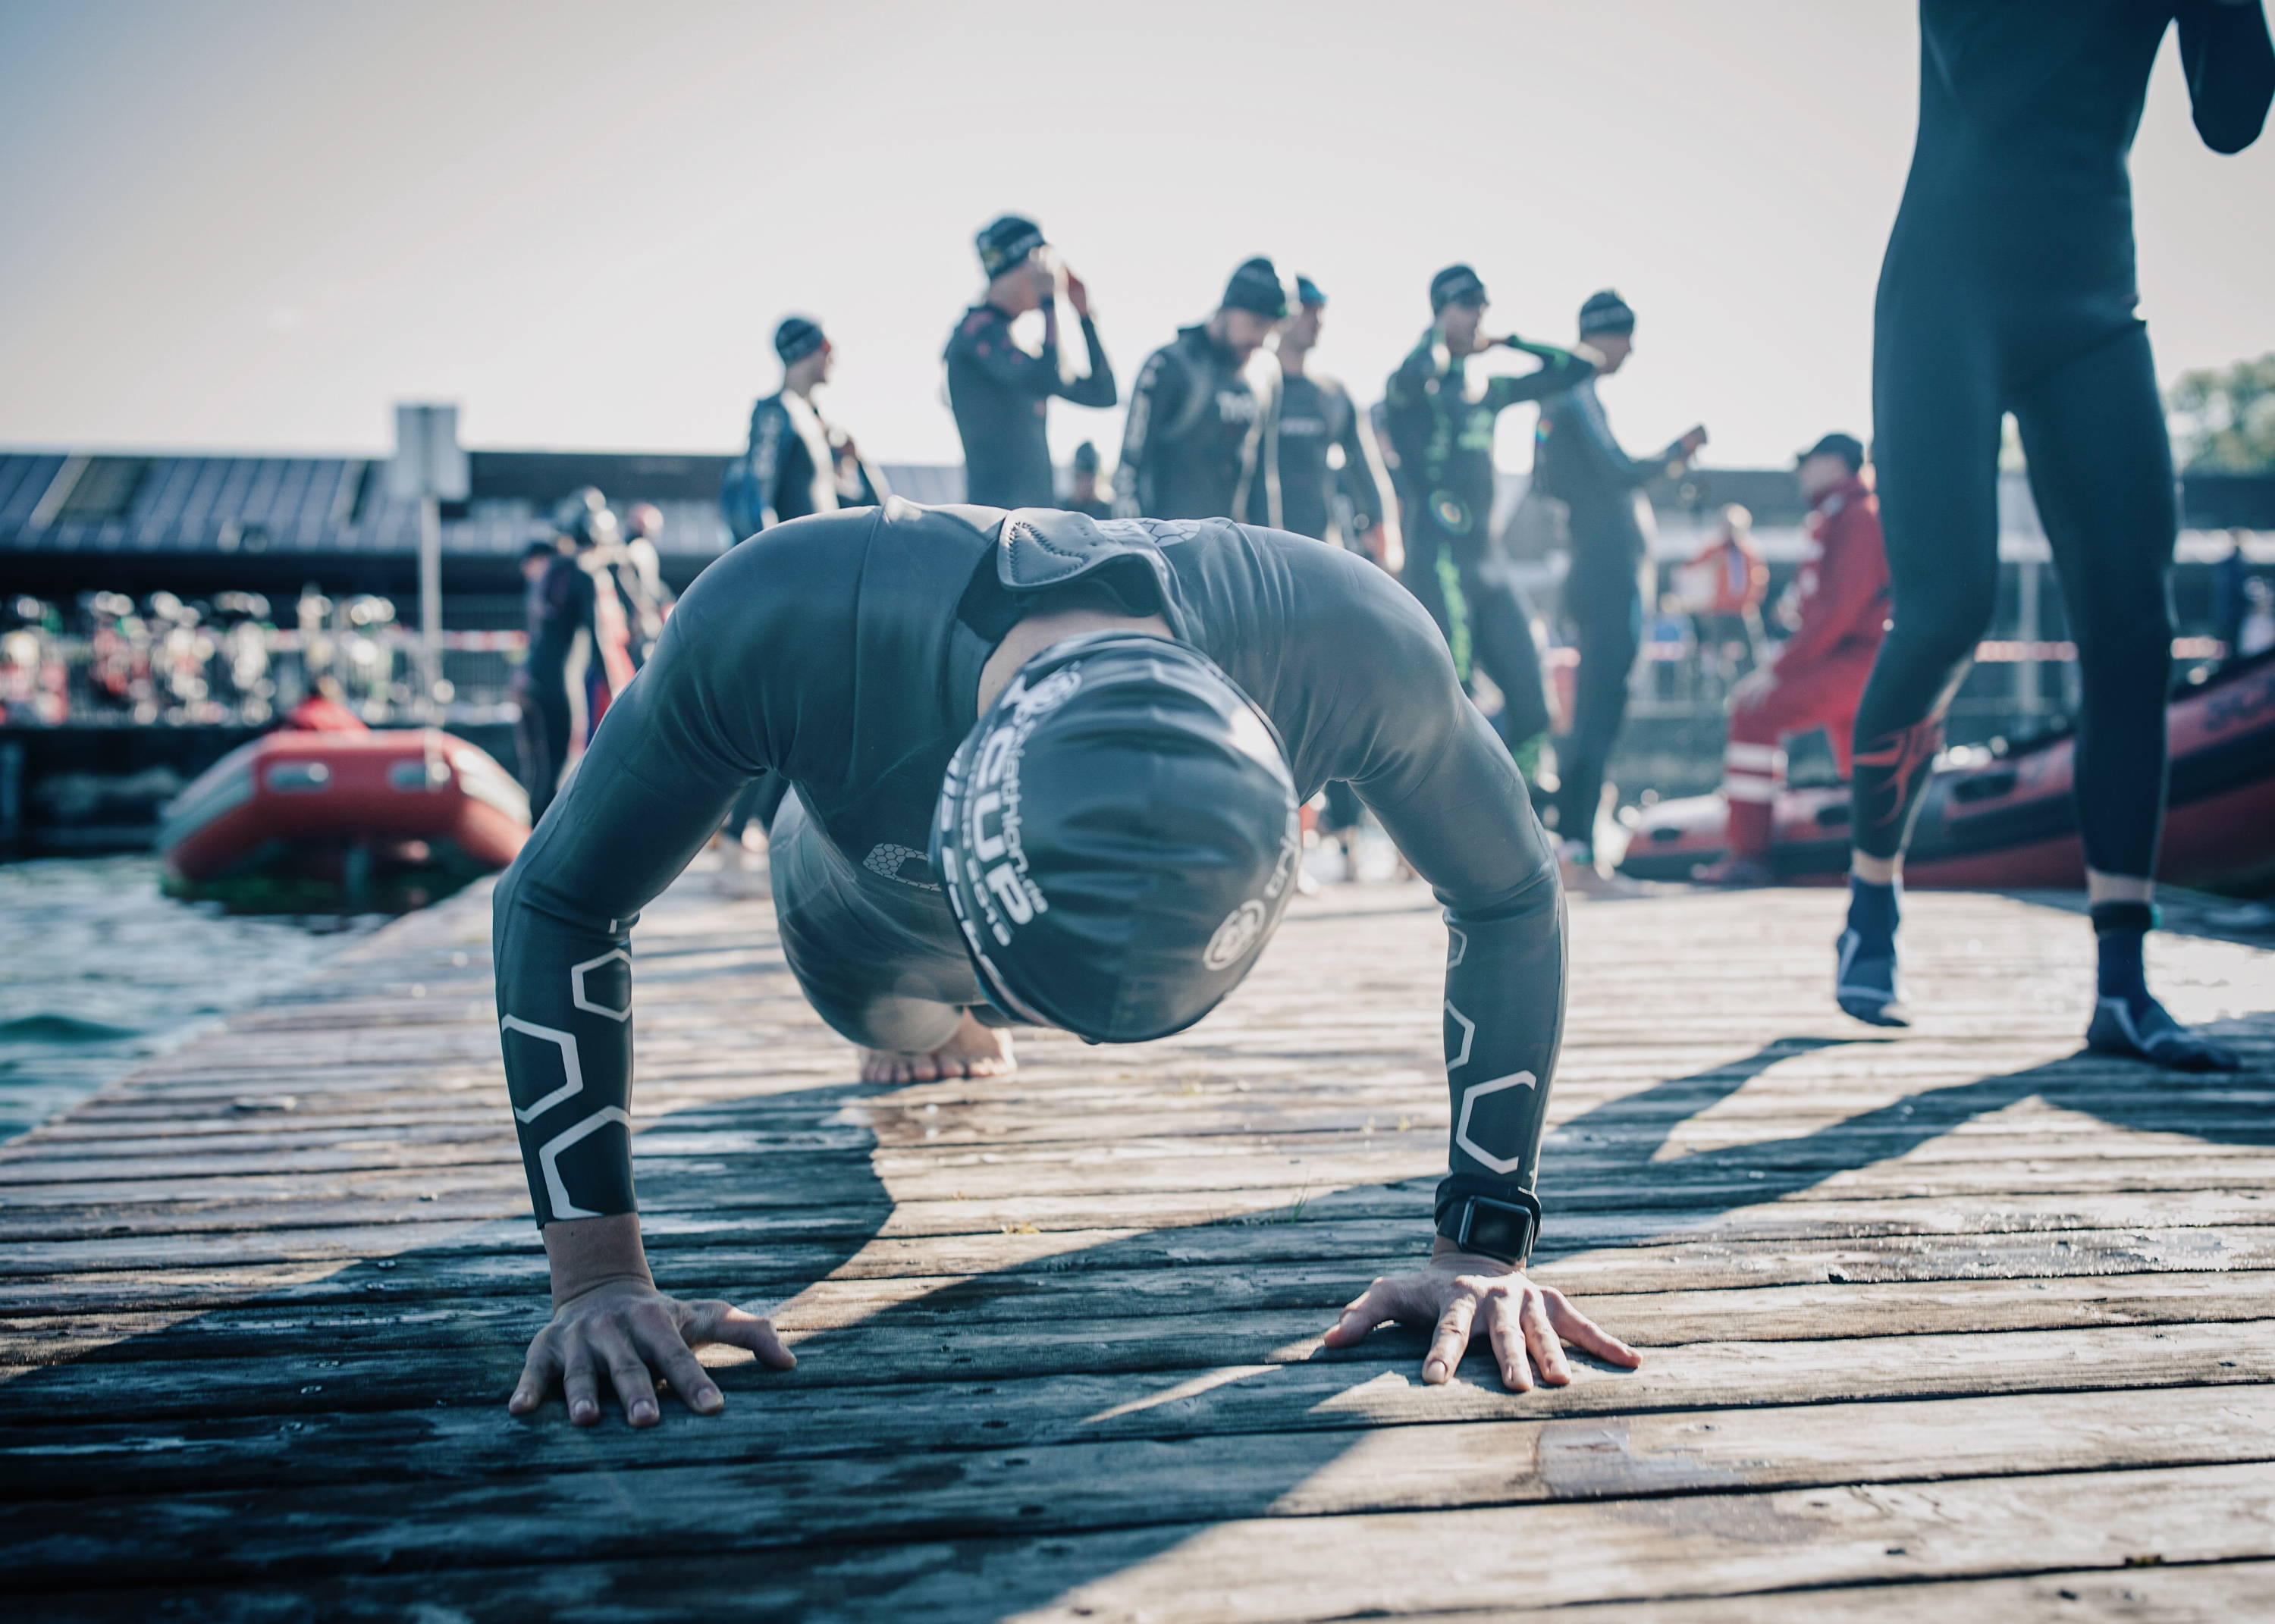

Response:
(2179, 0), (2275, 154)
(1059, 314), (1119, 409)
(1320, 572), (1565, 1227)
(1558, 376), (1668, 492)
(1116, 346), (1186, 518)
(491, 535), (831, 1227)
(1485, 340), (1599, 410)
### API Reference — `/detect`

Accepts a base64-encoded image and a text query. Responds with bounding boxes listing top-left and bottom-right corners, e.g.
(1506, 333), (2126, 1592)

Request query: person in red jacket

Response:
(1694, 433), (1888, 886)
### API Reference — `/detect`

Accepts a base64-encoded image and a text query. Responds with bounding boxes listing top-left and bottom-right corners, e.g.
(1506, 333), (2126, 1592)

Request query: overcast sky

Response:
(1, 0), (2270, 472)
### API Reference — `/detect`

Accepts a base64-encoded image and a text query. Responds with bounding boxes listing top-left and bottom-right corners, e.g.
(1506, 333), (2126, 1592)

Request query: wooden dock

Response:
(3, 860), (2272, 1620)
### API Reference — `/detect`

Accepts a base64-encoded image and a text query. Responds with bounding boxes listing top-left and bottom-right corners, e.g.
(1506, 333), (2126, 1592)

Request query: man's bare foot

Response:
(859, 1012), (1018, 1083)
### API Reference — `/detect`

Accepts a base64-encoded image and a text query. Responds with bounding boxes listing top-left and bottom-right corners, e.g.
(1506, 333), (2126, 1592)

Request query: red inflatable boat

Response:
(1619, 650), (2275, 892)
(160, 727), (530, 911)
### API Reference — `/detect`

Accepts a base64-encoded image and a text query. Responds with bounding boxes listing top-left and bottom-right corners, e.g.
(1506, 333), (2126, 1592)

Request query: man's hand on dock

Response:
(1320, 1251), (1643, 1393)
(510, 1215), (796, 1426)
(509, 1278), (796, 1425)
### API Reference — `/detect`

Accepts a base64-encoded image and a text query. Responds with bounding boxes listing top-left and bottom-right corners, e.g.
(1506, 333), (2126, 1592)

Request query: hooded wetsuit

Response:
(1385, 334), (1594, 751)
(1852, 0), (2273, 870)
(945, 300), (1118, 509)
(493, 501), (1564, 1252)
(1115, 327), (1263, 519)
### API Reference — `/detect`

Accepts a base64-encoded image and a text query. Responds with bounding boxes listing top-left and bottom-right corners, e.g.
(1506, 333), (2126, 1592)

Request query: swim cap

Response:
(774, 315), (826, 363)
(1578, 288), (1635, 337)
(1430, 264), (1487, 312)
(933, 631), (1301, 1042)
(1222, 256), (1292, 320)
(977, 214), (1046, 277)
(1072, 440), (1102, 474)
(1294, 274), (1326, 308)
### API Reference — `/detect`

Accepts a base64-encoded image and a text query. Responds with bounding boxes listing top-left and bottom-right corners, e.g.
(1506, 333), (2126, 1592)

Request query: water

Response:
(0, 856), (384, 1140)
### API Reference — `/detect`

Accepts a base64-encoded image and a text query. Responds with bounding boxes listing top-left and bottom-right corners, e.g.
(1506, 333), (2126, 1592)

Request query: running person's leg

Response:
(769, 791), (1016, 1082)
(2013, 326), (2238, 1070)
(1842, 301), (2003, 1024)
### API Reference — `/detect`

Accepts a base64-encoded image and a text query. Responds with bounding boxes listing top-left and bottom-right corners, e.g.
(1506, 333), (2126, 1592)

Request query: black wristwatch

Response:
(1438, 1190), (1542, 1268)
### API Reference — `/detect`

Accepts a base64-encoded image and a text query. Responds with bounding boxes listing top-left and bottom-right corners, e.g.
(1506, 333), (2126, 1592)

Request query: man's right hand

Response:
(509, 1276), (795, 1426)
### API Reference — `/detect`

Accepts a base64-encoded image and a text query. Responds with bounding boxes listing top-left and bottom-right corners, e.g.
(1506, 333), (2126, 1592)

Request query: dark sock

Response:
(1835, 873), (1907, 1025)
(2087, 899), (2240, 1073)
(1846, 875), (1900, 944)
(2091, 900), (2153, 1003)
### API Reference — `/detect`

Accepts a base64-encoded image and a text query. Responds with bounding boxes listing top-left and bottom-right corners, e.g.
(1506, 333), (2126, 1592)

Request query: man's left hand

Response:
(1321, 1250), (1641, 1390)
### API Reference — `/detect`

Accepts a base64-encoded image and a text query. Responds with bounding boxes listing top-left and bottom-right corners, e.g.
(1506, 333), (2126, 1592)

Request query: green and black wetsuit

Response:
(493, 502), (1564, 1246)
(1385, 334), (1592, 750)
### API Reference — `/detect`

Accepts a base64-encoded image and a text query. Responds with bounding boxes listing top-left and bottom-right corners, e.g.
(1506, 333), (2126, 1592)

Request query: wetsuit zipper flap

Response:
(993, 508), (1194, 637)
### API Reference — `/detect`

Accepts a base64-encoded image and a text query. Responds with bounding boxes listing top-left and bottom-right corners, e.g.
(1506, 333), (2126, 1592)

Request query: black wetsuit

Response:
(1247, 368), (1397, 550)
(720, 391), (883, 539)
(945, 301), (1117, 509)
(493, 503), (1564, 1243)
(1385, 334), (1594, 751)
(1116, 326), (1261, 519)
(1533, 375), (1685, 845)
(1853, 0), (2273, 870)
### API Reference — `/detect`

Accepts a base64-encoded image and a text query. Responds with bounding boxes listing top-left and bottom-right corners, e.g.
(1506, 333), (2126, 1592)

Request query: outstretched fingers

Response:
(587, 1318), (661, 1426)
(1322, 1279), (1403, 1348)
(686, 1300), (797, 1371)
(1487, 1291), (1533, 1392)
(1545, 1287), (1643, 1369)
(1423, 1292), (1479, 1385)
(1518, 1288), (1571, 1386)
(629, 1312), (724, 1415)
(509, 1334), (560, 1416)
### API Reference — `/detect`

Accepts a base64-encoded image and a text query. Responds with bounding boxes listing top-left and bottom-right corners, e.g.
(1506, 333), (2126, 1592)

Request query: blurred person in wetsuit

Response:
(1693, 434), (1888, 887)
(519, 525), (595, 823)
(1250, 274), (1402, 572)
(946, 215), (1118, 509)
(1115, 256), (1288, 520)
(1835, 0), (2270, 1072)
(1068, 441), (1115, 519)
(1385, 264), (1595, 782)
(1533, 290), (1708, 871)
(720, 317), (886, 541)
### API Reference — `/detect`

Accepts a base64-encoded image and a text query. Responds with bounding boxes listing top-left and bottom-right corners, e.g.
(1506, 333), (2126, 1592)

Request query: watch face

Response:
(1462, 1199), (1536, 1263)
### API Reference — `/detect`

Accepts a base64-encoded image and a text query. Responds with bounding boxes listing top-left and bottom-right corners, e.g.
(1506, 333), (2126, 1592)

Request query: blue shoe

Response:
(2087, 994), (2241, 1073)
(1834, 927), (1909, 1027)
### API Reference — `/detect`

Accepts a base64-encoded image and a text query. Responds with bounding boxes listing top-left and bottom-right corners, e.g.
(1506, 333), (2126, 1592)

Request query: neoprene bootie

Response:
(1835, 875), (1909, 1027)
(2083, 901), (2241, 1072)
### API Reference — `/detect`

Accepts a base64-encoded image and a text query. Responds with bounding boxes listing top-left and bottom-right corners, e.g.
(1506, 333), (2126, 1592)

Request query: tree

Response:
(2167, 353), (2275, 473)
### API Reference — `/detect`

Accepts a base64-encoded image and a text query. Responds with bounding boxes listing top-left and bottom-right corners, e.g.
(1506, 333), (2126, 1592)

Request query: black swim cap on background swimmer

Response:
(1578, 288), (1636, 337)
(1430, 264), (1487, 312)
(774, 315), (826, 363)
(977, 214), (1046, 277)
(1222, 256), (1292, 320)
(933, 630), (1301, 1043)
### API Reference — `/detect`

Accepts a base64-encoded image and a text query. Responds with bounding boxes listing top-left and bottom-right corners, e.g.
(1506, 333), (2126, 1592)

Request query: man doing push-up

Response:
(493, 500), (1637, 1426)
